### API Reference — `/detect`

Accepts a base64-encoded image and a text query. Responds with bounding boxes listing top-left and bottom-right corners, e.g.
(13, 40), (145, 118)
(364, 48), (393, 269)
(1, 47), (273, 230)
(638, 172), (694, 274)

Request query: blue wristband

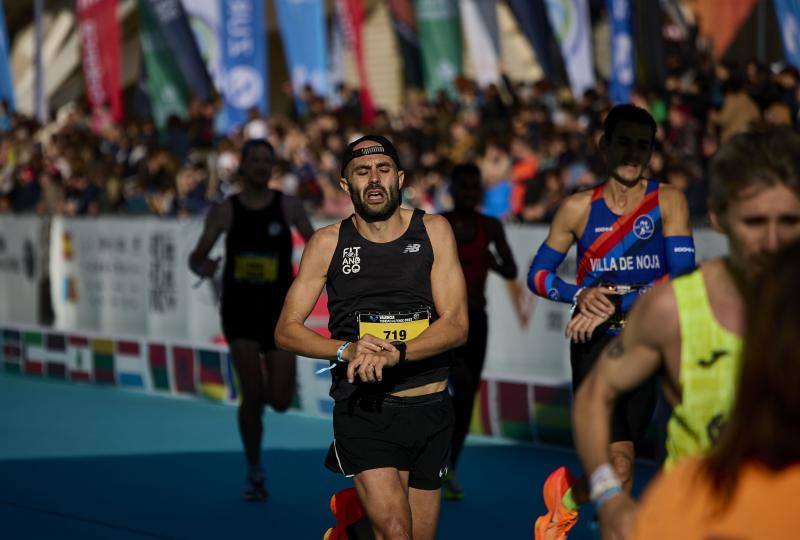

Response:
(665, 235), (696, 277)
(336, 341), (352, 363)
(528, 244), (580, 303)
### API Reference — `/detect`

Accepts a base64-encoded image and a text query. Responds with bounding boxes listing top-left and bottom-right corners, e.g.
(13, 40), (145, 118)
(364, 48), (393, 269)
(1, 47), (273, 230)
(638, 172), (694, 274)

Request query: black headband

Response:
(340, 135), (402, 178)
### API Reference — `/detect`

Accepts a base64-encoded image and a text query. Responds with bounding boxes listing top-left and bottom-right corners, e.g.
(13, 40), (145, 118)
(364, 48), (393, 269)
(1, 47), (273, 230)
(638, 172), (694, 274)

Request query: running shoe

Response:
(533, 466), (578, 540)
(323, 487), (364, 540)
(443, 470), (464, 501)
(243, 470), (268, 502)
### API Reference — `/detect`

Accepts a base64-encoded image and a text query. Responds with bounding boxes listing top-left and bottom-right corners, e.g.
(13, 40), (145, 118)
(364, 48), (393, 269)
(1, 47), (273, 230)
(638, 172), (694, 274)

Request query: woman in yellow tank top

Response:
(634, 242), (800, 540)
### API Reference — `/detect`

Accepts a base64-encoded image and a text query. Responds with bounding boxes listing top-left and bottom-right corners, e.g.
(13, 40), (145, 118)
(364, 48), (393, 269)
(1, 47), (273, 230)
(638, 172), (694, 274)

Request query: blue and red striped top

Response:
(576, 180), (667, 288)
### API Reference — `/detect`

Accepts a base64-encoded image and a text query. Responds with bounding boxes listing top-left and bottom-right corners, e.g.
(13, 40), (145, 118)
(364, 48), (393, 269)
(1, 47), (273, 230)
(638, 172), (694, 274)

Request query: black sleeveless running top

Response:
(326, 208), (450, 401)
(221, 192), (293, 307)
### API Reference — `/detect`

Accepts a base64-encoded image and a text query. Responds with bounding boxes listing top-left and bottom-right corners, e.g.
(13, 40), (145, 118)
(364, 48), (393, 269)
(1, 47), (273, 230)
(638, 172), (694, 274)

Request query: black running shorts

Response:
(325, 390), (454, 490)
(571, 328), (657, 444)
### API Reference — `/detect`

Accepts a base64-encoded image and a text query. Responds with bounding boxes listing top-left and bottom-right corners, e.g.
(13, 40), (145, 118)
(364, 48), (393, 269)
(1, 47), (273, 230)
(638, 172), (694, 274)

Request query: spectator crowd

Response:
(1, 36), (799, 226)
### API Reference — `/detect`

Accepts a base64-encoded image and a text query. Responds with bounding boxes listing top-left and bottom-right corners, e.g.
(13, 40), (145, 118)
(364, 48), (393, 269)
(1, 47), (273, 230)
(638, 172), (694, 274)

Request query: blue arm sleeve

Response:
(665, 236), (696, 277)
(527, 244), (580, 304)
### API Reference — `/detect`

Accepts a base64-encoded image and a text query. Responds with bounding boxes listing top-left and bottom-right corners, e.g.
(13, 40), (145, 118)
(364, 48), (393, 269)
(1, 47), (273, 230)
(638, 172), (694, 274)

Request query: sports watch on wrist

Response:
(391, 341), (407, 363)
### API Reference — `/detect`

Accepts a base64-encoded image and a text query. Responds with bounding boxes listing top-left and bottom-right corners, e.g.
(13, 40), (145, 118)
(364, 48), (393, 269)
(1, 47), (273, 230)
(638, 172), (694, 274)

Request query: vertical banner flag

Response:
(415, 0), (463, 97)
(336, 0), (376, 124)
(507, 0), (567, 86)
(0, 1), (15, 112)
(329, 7), (346, 90)
(774, 0), (800, 69)
(181, 0), (224, 95)
(218, 0), (268, 133)
(138, 0), (191, 128)
(544, 0), (595, 98)
(459, 0), (501, 88)
(275, 0), (329, 100)
(141, 0), (213, 101)
(607, 0), (634, 103)
(77, 0), (124, 126)
(34, 0), (47, 123)
(387, 0), (424, 88)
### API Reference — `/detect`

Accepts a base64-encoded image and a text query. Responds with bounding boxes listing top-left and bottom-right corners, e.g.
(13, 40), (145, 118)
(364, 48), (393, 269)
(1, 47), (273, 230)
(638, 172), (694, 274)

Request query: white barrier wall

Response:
(49, 217), (224, 342)
(0, 215), (730, 386)
(0, 216), (43, 325)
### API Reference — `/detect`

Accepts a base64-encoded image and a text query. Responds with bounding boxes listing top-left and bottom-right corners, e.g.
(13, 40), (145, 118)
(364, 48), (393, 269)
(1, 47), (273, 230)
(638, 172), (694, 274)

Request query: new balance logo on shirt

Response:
(403, 244), (421, 254)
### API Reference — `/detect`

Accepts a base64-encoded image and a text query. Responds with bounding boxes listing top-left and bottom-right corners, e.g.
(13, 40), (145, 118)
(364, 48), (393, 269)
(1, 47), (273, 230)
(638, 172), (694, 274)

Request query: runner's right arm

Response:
(273, 225), (394, 361)
(572, 281), (677, 537)
(188, 200), (230, 278)
(527, 195), (615, 318)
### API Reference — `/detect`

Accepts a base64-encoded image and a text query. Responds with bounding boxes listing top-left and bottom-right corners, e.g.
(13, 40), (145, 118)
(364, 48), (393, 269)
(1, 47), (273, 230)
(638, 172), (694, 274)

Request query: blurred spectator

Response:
(0, 23), (797, 227)
(712, 78), (761, 143)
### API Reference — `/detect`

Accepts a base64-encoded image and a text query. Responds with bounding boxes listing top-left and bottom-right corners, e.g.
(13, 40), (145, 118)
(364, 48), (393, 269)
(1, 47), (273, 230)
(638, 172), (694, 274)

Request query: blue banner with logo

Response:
(274, 0), (328, 104)
(218, 0), (268, 133)
(608, 0), (634, 103)
(774, 0), (800, 69)
(0, 1), (15, 112)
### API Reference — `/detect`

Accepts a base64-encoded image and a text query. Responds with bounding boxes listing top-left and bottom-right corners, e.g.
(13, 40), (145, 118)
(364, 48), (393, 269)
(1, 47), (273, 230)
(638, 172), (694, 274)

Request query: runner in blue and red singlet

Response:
(526, 105), (695, 539)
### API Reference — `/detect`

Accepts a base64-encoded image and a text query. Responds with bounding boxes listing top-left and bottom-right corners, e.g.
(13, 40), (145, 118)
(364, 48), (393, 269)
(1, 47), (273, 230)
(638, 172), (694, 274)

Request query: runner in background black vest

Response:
(441, 163), (521, 501)
(189, 139), (313, 501)
(275, 135), (468, 540)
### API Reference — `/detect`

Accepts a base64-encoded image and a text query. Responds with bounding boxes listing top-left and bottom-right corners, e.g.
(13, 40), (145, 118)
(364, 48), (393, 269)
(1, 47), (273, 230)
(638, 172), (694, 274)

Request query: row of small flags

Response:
(0, 328), (244, 405)
(1, 326), (653, 454)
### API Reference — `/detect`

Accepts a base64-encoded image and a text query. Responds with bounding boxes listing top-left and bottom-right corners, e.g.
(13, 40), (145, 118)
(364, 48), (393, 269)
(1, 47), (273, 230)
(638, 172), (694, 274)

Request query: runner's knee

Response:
(374, 515), (411, 540)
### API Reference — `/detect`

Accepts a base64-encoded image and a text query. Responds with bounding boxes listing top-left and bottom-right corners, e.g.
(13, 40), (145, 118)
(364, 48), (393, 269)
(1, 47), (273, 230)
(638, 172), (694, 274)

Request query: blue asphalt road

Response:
(0, 372), (657, 539)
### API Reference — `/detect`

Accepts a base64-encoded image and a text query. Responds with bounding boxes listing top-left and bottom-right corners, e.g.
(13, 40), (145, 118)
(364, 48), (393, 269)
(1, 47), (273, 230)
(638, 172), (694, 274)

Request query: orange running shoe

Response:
(323, 487), (365, 540)
(533, 466), (579, 540)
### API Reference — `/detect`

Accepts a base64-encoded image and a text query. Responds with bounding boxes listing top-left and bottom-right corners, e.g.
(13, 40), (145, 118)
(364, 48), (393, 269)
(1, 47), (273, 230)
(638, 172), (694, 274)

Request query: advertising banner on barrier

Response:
(44, 217), (728, 385)
(0, 216), (41, 325)
(49, 218), (223, 340)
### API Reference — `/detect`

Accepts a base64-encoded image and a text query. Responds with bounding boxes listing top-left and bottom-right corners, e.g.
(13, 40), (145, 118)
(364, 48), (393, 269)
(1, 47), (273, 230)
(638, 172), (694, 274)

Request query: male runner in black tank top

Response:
(441, 163), (521, 500)
(189, 139), (313, 501)
(275, 135), (468, 540)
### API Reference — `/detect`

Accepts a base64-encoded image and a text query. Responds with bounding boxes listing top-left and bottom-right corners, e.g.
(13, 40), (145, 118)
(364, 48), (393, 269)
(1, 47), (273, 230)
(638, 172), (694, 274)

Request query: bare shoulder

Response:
(627, 279), (680, 344)
(306, 222), (341, 253)
(422, 212), (454, 237)
(555, 189), (593, 222)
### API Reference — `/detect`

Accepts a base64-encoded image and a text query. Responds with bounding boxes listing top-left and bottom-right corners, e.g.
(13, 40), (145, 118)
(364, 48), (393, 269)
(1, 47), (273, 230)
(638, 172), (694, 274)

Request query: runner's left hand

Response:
(565, 312), (608, 343)
(347, 349), (400, 383)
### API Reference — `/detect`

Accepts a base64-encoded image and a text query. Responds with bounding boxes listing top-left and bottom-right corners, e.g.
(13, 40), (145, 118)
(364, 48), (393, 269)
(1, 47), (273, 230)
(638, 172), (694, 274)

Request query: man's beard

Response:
(349, 181), (401, 223)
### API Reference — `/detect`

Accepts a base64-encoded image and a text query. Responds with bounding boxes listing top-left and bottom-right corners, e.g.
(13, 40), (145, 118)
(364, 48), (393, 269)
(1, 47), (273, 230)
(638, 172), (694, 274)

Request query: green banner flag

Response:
(414, 0), (462, 97)
(137, 0), (189, 129)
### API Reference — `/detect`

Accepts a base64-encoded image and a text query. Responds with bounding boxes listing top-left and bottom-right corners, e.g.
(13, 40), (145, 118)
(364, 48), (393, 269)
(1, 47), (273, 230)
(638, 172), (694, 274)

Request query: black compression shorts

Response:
(325, 390), (454, 490)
